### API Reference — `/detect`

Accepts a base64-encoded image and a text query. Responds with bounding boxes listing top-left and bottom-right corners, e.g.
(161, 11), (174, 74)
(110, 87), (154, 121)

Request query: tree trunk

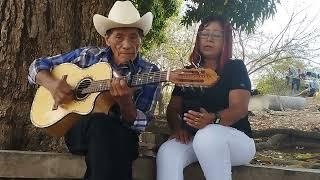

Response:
(0, 0), (116, 151)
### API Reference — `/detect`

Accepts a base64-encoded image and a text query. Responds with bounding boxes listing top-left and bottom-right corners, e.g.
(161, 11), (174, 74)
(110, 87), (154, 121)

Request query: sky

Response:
(259, 0), (320, 67)
(262, 0), (320, 33)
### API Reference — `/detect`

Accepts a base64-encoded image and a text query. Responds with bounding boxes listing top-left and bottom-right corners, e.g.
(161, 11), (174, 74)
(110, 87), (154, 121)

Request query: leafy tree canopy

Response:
(182, 0), (280, 33)
(131, 0), (182, 51)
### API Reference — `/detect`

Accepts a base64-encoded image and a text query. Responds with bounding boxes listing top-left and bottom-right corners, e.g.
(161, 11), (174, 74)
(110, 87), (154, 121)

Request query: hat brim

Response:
(93, 12), (153, 37)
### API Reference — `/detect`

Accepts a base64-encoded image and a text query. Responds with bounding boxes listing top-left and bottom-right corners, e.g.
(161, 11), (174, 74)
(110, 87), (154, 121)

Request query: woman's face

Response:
(198, 21), (224, 59)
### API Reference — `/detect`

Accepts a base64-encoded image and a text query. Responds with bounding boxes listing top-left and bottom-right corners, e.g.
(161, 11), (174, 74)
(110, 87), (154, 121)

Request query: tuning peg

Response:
(191, 62), (200, 69)
(191, 62), (202, 75)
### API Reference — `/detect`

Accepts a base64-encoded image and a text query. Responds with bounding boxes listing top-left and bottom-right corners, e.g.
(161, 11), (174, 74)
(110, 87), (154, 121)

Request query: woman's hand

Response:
(169, 128), (192, 144)
(183, 108), (214, 129)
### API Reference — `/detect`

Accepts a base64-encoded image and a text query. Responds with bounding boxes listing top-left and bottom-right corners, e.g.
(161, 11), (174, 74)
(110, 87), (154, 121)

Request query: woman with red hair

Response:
(157, 16), (256, 180)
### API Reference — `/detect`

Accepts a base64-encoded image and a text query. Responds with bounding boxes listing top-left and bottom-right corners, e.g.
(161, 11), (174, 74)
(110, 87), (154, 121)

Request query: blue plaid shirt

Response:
(28, 46), (161, 132)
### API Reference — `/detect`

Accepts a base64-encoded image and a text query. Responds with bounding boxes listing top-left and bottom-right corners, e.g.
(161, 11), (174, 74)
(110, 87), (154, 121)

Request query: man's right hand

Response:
(49, 79), (74, 105)
(35, 71), (74, 106)
(170, 128), (192, 144)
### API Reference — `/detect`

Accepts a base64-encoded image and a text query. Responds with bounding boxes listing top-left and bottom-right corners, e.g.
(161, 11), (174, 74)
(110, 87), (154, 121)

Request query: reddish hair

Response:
(189, 16), (232, 74)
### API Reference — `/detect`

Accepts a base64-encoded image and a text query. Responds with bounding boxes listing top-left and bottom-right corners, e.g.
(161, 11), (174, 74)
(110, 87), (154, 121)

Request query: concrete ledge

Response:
(0, 150), (85, 179)
(0, 150), (319, 180)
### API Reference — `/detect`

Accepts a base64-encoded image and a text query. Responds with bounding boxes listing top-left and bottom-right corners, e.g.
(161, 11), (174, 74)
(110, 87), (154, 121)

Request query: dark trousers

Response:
(64, 113), (139, 180)
(292, 78), (300, 91)
(285, 76), (290, 86)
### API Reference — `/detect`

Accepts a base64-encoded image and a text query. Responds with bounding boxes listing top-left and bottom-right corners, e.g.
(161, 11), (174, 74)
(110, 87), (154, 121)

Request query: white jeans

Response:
(156, 124), (256, 180)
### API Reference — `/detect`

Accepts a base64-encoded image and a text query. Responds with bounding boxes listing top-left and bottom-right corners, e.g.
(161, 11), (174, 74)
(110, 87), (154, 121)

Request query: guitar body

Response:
(30, 63), (114, 137)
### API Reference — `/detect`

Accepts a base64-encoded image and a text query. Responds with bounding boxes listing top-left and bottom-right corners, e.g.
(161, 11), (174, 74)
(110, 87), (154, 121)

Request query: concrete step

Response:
(0, 150), (319, 180)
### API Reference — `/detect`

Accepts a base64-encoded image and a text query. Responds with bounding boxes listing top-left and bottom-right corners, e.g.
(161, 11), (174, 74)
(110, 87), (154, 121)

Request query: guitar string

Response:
(76, 72), (168, 93)
(77, 70), (203, 88)
(77, 72), (166, 89)
(77, 72), (204, 93)
(77, 71), (167, 89)
(76, 70), (205, 93)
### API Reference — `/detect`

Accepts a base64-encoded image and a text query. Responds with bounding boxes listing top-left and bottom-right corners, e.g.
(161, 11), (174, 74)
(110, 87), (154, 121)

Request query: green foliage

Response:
(144, 15), (196, 67)
(256, 75), (290, 95)
(255, 58), (306, 95)
(182, 0), (280, 33)
(131, 0), (182, 52)
(271, 58), (305, 78)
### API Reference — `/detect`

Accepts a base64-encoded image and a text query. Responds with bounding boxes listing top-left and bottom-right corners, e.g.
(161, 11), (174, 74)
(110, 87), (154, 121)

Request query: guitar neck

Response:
(82, 71), (169, 94)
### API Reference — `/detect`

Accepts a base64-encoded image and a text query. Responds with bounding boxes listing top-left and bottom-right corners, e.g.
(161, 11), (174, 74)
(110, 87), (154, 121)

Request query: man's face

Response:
(105, 28), (142, 64)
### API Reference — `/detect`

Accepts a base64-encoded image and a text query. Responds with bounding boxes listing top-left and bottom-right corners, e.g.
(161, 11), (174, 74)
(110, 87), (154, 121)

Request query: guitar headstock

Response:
(169, 68), (219, 87)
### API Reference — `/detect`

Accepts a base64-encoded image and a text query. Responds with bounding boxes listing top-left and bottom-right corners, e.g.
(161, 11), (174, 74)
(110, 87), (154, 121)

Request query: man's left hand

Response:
(110, 78), (134, 106)
(183, 108), (214, 129)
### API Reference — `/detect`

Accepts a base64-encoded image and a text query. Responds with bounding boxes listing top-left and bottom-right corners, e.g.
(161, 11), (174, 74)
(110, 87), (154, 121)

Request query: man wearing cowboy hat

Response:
(28, 1), (160, 179)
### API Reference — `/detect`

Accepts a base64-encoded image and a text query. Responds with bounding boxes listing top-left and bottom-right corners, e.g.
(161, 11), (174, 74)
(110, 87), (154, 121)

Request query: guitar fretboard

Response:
(81, 71), (168, 94)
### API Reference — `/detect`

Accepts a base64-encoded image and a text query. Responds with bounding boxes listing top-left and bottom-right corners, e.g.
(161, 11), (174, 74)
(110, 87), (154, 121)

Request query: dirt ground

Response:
(250, 97), (320, 132)
(249, 97), (320, 169)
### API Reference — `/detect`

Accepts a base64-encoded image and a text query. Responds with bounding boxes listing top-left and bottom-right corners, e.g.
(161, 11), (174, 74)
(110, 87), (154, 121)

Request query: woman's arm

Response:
(167, 96), (192, 144)
(219, 89), (250, 126)
(219, 60), (251, 126)
(166, 96), (183, 131)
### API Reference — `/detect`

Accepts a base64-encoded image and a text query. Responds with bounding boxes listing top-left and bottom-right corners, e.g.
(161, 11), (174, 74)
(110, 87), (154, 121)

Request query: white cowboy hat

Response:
(93, 1), (153, 37)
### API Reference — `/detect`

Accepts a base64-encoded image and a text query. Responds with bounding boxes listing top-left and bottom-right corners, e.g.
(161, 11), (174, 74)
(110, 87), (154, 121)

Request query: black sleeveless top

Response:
(172, 60), (253, 138)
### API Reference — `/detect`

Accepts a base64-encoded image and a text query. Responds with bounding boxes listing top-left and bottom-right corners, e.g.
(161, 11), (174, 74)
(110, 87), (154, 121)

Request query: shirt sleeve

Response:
(28, 47), (86, 84)
(224, 60), (251, 91)
(131, 64), (161, 132)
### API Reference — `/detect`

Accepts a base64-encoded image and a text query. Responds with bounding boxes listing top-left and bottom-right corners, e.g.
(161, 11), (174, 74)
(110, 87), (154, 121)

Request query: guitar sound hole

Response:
(75, 78), (92, 100)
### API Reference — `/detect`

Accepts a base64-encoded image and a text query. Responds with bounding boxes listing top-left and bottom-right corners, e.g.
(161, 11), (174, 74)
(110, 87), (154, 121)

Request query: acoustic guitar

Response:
(30, 62), (219, 137)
